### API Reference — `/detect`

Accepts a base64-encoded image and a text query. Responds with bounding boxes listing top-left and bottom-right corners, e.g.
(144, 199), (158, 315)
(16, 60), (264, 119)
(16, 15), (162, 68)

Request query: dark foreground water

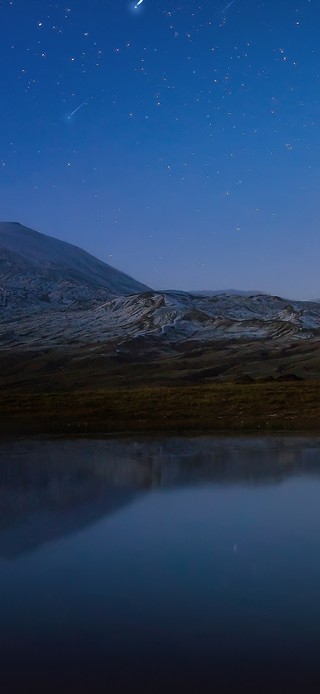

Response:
(1, 437), (320, 693)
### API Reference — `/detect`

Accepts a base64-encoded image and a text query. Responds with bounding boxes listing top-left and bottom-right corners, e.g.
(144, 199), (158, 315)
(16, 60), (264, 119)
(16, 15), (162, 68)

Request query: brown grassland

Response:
(1, 381), (320, 437)
(1, 340), (320, 436)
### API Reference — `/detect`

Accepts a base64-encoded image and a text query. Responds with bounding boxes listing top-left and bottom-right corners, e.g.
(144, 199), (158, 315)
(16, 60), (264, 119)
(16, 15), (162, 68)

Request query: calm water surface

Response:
(1, 436), (320, 693)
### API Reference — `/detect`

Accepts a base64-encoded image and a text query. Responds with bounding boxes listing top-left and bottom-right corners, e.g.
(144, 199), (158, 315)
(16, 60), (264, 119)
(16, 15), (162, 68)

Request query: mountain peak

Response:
(0, 222), (150, 310)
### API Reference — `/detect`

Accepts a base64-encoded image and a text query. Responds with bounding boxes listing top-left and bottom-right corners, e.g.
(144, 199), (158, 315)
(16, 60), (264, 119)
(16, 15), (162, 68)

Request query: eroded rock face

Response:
(1, 285), (320, 352)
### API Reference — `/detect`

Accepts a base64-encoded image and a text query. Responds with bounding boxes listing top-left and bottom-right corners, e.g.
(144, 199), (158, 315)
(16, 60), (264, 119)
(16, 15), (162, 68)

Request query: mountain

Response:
(2, 286), (320, 350)
(0, 222), (149, 310)
(1, 221), (320, 388)
(190, 289), (267, 297)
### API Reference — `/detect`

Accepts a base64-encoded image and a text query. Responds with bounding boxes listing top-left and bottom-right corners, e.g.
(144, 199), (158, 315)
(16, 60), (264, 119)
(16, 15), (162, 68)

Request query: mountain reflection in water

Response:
(0, 435), (320, 558)
(2, 436), (320, 692)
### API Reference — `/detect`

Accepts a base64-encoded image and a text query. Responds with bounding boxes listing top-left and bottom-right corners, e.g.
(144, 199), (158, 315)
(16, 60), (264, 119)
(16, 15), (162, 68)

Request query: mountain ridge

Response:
(1, 223), (274, 302)
(1, 222), (320, 388)
(0, 222), (150, 309)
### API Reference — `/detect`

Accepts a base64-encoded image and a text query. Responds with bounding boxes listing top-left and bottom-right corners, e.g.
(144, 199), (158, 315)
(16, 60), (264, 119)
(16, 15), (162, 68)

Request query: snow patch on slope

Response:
(1, 290), (320, 351)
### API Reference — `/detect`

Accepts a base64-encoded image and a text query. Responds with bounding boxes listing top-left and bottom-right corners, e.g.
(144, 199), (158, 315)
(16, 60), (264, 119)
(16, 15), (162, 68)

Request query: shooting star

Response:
(223, 0), (238, 11)
(135, 0), (144, 7)
(67, 100), (87, 120)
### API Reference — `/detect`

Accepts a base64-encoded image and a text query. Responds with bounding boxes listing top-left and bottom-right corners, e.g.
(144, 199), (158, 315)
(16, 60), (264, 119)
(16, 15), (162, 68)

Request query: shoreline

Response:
(1, 382), (320, 437)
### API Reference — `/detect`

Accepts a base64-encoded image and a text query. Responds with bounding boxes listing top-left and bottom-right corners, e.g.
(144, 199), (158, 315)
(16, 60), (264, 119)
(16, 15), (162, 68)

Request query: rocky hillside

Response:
(0, 222), (149, 310)
(1, 222), (320, 386)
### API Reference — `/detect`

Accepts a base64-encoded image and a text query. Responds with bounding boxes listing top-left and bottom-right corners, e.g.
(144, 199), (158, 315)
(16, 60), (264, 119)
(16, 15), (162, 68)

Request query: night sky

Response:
(0, 0), (319, 299)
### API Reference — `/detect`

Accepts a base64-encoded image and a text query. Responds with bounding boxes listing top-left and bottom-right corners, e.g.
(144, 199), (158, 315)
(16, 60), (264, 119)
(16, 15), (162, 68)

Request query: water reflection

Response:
(1, 436), (320, 691)
(1, 436), (320, 558)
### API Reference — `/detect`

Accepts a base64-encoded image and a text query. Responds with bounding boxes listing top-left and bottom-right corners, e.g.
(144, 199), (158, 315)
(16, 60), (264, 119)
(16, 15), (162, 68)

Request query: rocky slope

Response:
(1, 223), (320, 385)
(1, 287), (320, 351)
(0, 222), (149, 310)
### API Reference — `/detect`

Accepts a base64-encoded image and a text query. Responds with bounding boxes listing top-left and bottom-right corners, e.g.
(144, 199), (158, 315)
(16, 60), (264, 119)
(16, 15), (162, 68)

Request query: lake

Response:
(1, 436), (320, 692)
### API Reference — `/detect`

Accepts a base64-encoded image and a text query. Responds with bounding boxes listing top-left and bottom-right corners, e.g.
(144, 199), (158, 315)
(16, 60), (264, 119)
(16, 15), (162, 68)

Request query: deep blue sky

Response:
(0, 0), (319, 298)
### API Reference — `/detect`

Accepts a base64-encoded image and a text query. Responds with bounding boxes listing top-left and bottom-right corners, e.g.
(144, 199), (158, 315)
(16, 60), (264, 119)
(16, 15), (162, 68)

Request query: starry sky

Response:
(0, 0), (319, 299)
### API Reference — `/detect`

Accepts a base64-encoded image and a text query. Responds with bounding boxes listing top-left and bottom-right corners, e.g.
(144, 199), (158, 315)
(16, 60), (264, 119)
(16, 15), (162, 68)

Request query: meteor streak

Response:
(135, 0), (143, 7)
(67, 100), (87, 119)
(223, 0), (238, 11)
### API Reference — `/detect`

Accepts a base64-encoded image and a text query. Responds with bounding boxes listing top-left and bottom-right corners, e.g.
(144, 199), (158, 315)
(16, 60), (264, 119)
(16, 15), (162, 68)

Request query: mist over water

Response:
(1, 436), (320, 692)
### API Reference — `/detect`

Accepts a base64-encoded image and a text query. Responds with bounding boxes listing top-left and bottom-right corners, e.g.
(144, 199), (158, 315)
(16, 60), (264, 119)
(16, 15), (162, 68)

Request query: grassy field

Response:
(1, 382), (320, 436)
(1, 340), (320, 437)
